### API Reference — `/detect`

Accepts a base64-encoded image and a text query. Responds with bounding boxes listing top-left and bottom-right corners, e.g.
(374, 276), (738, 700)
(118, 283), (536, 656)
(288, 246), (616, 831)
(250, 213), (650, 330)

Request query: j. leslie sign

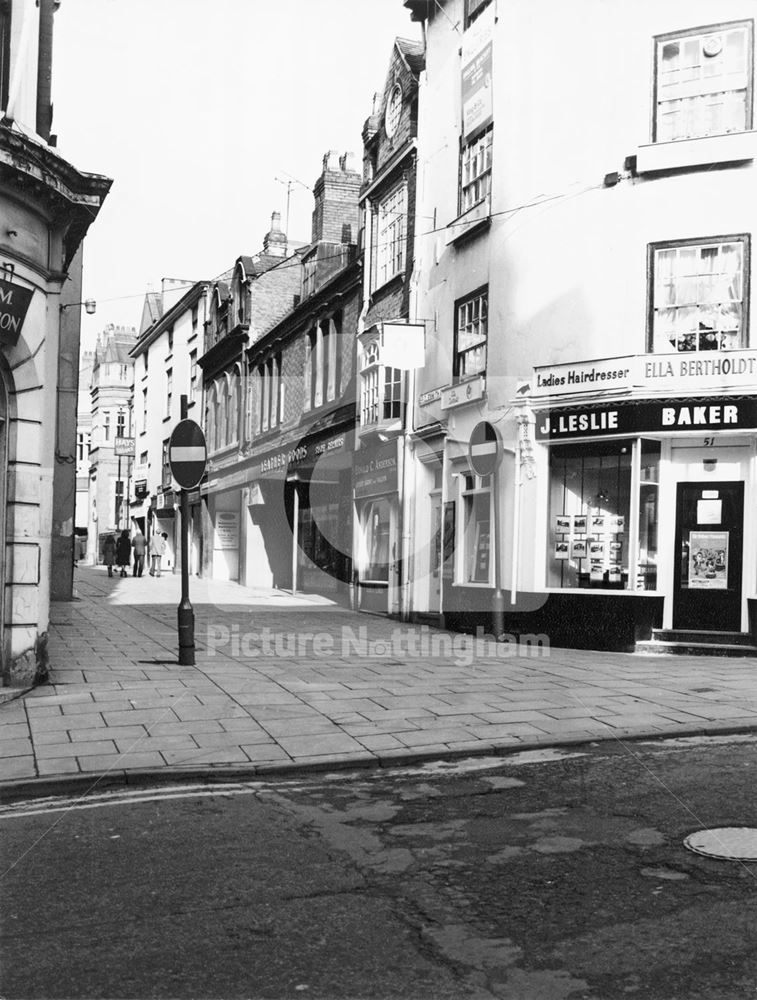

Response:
(535, 397), (757, 440)
(0, 278), (34, 346)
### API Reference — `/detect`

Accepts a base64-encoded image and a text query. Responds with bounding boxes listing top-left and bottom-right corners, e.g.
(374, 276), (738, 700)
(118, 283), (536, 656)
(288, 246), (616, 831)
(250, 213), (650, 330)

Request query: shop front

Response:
(354, 438), (400, 615)
(525, 351), (757, 648)
(251, 429), (354, 602)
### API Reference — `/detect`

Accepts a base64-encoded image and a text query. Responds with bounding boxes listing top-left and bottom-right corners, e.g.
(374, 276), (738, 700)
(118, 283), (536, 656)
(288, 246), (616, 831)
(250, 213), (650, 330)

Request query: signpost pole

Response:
(116, 456), (122, 528)
(177, 396), (195, 666)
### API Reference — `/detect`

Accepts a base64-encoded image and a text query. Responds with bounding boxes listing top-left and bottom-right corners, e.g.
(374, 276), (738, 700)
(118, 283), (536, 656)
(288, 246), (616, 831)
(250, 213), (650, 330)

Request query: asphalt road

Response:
(2, 736), (757, 999)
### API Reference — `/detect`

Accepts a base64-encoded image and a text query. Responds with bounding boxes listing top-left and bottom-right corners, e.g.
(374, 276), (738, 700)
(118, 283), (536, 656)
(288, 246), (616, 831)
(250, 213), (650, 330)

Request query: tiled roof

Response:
(396, 37), (425, 76)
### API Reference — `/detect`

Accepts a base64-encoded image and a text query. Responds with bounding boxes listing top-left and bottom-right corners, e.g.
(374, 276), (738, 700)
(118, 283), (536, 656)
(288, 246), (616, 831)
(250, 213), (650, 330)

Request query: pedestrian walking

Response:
(149, 531), (166, 577)
(102, 534), (116, 577)
(116, 530), (131, 578)
(132, 529), (146, 577)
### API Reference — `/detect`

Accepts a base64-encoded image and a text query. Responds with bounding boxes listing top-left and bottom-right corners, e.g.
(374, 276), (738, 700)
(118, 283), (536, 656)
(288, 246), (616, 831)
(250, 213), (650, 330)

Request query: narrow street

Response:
(3, 737), (757, 999)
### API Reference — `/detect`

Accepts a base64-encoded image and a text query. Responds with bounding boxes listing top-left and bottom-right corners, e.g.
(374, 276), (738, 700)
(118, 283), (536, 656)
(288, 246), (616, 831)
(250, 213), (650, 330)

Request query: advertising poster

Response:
(571, 540), (587, 559)
(555, 541), (569, 560)
(573, 515), (588, 533)
(214, 511), (240, 551)
(554, 514), (572, 533)
(688, 531), (728, 589)
(461, 5), (494, 140)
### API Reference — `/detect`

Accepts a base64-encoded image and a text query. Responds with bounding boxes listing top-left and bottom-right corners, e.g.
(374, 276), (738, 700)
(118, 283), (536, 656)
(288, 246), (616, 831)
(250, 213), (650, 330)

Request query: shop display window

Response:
(637, 441), (660, 590)
(548, 443), (632, 589)
(363, 498), (392, 583)
(461, 473), (492, 584)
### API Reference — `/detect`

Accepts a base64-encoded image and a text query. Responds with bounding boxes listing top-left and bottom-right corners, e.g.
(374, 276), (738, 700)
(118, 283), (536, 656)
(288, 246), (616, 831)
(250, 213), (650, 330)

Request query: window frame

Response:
(385, 83), (402, 138)
(646, 232), (750, 353)
(459, 472), (493, 586)
(374, 181), (407, 291)
(464, 0), (492, 30)
(459, 125), (493, 215)
(652, 20), (754, 144)
(454, 285), (489, 380)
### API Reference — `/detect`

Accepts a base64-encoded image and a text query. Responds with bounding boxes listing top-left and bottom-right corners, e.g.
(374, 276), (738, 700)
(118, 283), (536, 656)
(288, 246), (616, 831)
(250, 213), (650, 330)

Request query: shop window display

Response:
(548, 443), (632, 589)
(461, 473), (492, 584)
(637, 441), (660, 590)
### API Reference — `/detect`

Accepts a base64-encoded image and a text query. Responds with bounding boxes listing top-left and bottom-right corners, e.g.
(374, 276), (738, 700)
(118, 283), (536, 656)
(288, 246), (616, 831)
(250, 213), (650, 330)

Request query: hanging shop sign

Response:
(533, 349), (757, 399)
(0, 277), (34, 346)
(535, 397), (757, 440)
(461, 3), (494, 141)
(354, 440), (398, 499)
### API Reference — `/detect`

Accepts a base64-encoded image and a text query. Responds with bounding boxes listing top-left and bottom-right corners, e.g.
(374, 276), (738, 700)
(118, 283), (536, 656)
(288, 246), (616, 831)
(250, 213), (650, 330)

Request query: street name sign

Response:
(469, 420), (502, 477)
(169, 419), (207, 489)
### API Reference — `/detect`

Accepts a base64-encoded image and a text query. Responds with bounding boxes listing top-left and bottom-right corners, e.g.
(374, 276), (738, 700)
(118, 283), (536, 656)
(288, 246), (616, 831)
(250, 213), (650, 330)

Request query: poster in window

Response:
(608, 515), (625, 533)
(573, 515), (588, 533)
(571, 539), (587, 558)
(589, 541), (605, 557)
(688, 531), (728, 589)
(590, 515), (605, 531)
(590, 563), (605, 582)
(608, 566), (622, 582)
(442, 501), (456, 581)
(555, 541), (569, 560)
(697, 499), (722, 524)
(554, 514), (572, 534)
(472, 520), (491, 583)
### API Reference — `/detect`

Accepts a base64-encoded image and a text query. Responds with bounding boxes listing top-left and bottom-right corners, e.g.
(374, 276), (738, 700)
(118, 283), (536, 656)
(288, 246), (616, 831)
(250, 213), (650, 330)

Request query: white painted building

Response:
(130, 280), (208, 575)
(405, 0), (757, 650)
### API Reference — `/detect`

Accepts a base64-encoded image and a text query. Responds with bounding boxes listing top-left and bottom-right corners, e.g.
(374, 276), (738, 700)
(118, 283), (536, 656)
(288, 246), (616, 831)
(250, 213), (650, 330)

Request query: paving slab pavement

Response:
(2, 564), (757, 796)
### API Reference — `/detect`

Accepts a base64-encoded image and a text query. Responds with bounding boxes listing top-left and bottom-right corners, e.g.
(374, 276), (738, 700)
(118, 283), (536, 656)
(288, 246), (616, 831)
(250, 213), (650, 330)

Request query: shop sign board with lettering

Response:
(354, 440), (398, 499)
(440, 375), (486, 410)
(533, 350), (757, 399)
(535, 397), (757, 440)
(0, 278), (34, 346)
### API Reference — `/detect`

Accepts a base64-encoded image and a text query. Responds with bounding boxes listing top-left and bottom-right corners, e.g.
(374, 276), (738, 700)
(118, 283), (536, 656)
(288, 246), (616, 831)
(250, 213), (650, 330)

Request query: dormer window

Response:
(385, 84), (402, 138)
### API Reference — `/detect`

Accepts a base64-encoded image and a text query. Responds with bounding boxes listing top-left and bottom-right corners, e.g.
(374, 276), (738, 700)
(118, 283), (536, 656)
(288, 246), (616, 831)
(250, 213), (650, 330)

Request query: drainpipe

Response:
(36, 0), (55, 141)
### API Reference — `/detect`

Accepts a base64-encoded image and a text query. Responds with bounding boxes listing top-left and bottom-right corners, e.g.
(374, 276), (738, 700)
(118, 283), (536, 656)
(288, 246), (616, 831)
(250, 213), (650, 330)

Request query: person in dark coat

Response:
(103, 534), (117, 577)
(116, 530), (131, 578)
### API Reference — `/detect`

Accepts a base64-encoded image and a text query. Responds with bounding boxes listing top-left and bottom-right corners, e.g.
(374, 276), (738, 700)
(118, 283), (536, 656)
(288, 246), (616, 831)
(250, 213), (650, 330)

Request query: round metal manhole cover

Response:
(684, 827), (757, 861)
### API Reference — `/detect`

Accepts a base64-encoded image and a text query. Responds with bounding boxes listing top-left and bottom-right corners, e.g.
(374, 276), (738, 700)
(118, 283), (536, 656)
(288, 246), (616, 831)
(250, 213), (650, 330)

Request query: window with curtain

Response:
(650, 236), (748, 353)
(654, 22), (752, 142)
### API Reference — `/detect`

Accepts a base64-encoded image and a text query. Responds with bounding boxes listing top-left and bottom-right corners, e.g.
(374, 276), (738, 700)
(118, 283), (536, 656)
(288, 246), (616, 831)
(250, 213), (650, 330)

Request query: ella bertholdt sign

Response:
(0, 278), (34, 346)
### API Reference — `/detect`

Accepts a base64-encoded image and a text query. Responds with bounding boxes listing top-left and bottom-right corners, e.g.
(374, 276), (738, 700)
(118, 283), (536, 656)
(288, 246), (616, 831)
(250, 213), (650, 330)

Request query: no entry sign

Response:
(169, 419), (207, 489)
(469, 420), (502, 477)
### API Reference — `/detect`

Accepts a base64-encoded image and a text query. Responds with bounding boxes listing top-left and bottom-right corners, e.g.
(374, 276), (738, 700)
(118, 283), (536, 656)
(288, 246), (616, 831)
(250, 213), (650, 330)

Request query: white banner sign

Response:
(533, 350), (757, 399)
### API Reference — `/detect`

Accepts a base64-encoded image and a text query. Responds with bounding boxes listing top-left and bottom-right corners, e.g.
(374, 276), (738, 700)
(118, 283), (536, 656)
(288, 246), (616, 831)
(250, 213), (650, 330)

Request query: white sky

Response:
(52, 0), (421, 347)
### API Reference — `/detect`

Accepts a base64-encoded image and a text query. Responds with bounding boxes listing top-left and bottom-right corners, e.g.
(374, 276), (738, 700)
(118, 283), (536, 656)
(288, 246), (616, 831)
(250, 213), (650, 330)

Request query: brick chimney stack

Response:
(311, 150), (361, 245)
(262, 211), (288, 258)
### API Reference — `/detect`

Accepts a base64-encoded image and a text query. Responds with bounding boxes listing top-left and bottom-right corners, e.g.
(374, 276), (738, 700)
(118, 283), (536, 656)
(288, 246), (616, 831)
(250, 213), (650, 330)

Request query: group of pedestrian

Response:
(102, 530), (168, 578)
